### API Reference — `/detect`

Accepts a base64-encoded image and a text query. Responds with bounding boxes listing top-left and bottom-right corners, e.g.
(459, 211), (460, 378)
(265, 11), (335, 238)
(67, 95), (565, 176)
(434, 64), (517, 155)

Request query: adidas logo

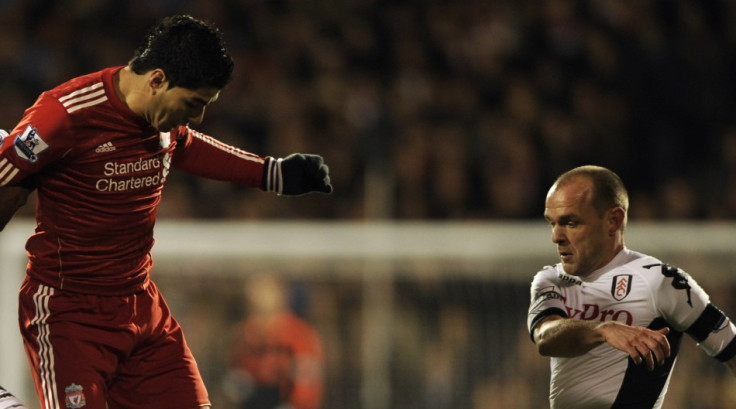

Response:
(95, 141), (116, 153)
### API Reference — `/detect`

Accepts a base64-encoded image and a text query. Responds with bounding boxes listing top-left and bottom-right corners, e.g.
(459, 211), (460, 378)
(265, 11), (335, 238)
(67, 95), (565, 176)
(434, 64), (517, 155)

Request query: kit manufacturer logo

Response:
(95, 141), (116, 153)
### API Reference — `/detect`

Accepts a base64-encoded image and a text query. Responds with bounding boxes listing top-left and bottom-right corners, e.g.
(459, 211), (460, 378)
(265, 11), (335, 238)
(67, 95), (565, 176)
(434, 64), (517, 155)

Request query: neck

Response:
(114, 66), (147, 117)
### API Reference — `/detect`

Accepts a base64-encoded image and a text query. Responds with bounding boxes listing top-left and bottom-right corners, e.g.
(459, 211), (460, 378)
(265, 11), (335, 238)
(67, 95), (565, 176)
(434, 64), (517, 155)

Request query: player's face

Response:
(544, 178), (616, 277)
(148, 86), (221, 132)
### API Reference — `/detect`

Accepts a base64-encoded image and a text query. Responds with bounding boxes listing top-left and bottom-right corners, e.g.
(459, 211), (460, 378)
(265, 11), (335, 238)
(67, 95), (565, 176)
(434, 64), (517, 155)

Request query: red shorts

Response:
(18, 276), (210, 409)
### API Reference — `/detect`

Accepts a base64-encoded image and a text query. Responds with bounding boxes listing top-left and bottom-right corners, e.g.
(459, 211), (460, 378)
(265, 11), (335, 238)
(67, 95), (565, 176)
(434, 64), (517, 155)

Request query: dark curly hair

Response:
(129, 15), (234, 90)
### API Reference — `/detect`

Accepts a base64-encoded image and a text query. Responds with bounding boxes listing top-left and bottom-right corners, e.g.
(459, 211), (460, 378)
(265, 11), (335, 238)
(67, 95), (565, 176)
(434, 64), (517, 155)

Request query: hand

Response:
(598, 321), (671, 370)
(263, 154), (333, 196)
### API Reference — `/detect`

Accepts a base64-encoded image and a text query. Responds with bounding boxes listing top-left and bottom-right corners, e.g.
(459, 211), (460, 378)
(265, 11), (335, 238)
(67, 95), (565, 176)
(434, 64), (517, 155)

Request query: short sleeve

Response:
(0, 95), (71, 186)
(527, 268), (567, 339)
(650, 263), (736, 360)
(649, 263), (711, 332)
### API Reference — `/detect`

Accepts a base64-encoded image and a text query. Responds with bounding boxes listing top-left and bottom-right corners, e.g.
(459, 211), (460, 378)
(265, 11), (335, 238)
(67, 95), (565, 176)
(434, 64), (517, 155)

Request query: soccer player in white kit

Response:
(527, 165), (736, 409)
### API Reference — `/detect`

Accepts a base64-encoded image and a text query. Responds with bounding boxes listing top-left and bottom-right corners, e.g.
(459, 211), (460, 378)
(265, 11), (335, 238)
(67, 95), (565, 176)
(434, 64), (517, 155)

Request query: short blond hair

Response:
(553, 165), (629, 228)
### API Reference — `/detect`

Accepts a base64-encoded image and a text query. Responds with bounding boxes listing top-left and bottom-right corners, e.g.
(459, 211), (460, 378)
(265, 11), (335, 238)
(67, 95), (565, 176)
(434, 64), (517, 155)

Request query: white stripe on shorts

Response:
(31, 285), (59, 409)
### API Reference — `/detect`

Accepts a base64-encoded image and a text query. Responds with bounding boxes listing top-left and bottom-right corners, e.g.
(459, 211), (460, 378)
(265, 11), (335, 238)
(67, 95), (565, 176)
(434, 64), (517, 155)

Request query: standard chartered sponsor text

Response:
(97, 157), (164, 191)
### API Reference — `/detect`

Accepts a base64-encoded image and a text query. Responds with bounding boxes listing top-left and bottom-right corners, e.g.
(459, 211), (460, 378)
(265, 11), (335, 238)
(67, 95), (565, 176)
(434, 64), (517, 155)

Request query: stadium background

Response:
(1, 0), (736, 408)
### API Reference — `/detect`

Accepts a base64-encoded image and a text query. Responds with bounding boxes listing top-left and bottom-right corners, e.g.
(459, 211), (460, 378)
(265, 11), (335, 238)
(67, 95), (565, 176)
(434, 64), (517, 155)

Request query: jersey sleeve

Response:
(0, 94), (72, 186)
(652, 263), (736, 362)
(527, 267), (567, 339)
(171, 127), (267, 188)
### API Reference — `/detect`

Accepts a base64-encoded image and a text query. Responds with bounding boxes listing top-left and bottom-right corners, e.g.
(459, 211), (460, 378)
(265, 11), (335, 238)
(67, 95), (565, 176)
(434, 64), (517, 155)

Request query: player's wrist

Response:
(261, 154), (332, 196)
(593, 321), (620, 343)
(261, 156), (282, 194)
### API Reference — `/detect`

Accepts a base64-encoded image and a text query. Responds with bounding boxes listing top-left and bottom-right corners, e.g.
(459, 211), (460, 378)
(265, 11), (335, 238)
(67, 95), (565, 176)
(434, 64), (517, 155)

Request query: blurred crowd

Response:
(3, 0), (736, 219)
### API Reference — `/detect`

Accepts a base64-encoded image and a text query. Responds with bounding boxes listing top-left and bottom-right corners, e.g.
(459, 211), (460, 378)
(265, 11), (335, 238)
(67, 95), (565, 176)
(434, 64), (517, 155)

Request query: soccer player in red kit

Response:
(0, 15), (331, 409)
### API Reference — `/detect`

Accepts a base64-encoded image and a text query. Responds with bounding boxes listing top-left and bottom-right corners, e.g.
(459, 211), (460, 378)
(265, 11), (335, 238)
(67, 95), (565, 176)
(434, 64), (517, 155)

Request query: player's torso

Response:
(37, 118), (173, 229)
(17, 68), (178, 294)
(555, 266), (658, 329)
(546, 257), (670, 409)
(31, 79), (175, 241)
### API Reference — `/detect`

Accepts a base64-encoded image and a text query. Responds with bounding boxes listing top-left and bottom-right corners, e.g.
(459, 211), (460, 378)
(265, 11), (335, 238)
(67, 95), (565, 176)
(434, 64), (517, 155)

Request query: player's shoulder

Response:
(532, 264), (558, 279)
(531, 264), (577, 287)
(614, 248), (675, 285)
(41, 67), (119, 112)
(616, 248), (660, 269)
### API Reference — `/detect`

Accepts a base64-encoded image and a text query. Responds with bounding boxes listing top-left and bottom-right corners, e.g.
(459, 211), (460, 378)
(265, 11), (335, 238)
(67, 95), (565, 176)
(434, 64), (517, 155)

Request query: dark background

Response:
(4, 0), (736, 220)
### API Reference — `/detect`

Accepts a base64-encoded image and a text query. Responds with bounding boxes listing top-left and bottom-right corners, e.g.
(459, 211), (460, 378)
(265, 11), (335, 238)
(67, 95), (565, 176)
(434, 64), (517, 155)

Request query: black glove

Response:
(262, 154), (333, 196)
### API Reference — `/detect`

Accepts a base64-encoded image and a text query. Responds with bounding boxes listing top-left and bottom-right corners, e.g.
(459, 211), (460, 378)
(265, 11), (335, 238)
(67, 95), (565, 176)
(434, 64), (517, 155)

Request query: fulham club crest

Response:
(611, 274), (633, 301)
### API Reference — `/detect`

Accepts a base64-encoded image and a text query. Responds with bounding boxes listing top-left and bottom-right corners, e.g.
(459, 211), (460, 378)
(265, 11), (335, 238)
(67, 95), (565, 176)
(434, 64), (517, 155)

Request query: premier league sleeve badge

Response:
(14, 125), (49, 163)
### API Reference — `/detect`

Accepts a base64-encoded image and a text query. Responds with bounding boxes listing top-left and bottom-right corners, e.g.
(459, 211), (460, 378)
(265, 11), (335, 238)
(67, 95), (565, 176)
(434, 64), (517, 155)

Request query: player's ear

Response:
(148, 69), (168, 93)
(608, 206), (625, 236)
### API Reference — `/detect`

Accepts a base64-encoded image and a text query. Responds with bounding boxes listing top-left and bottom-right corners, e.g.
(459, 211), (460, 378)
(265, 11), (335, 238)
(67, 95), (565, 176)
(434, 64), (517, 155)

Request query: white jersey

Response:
(0, 386), (26, 409)
(527, 248), (736, 409)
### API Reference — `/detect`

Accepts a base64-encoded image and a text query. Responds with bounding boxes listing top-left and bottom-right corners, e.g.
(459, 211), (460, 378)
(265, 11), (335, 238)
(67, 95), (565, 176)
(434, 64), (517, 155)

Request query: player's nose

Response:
(551, 225), (566, 244)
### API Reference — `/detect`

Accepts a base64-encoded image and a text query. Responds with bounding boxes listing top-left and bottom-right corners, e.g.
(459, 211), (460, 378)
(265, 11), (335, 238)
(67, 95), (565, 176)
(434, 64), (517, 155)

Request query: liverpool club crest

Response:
(65, 384), (86, 409)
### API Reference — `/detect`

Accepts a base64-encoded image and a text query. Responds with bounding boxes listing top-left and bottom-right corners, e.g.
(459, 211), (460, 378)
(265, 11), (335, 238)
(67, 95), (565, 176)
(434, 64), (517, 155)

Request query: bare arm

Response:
(534, 315), (671, 371)
(533, 315), (606, 356)
(0, 185), (32, 231)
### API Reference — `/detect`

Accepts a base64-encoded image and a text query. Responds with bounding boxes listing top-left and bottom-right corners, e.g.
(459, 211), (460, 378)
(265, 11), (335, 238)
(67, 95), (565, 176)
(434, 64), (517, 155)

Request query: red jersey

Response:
(0, 66), (266, 295)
